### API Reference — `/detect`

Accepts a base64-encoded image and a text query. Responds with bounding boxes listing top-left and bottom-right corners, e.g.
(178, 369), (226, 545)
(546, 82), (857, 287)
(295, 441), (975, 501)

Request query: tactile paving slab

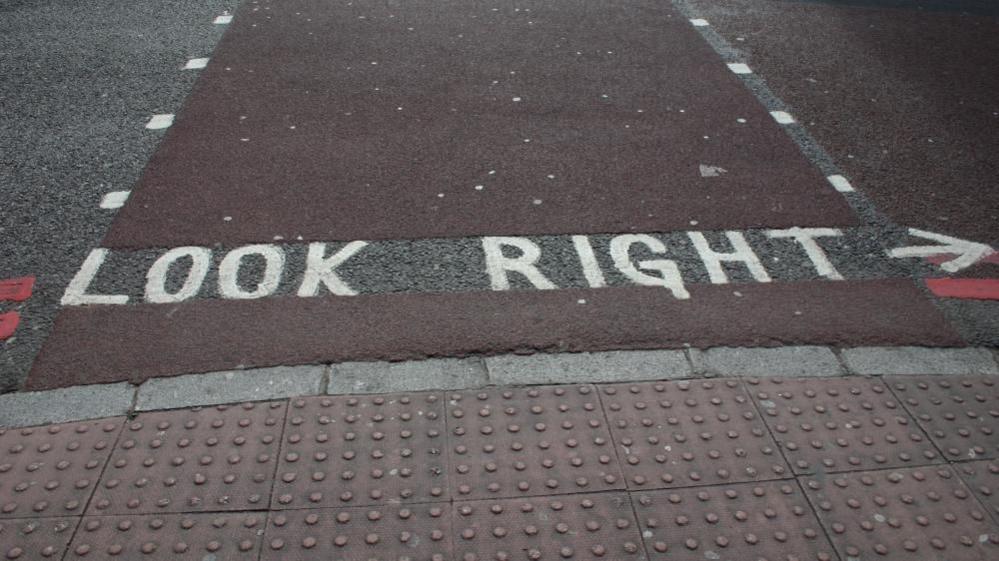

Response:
(747, 377), (940, 474)
(601, 379), (790, 490)
(633, 480), (836, 561)
(453, 492), (645, 560)
(803, 466), (999, 560)
(0, 517), (77, 560)
(0, 418), (122, 518)
(888, 375), (999, 461)
(262, 502), (451, 561)
(956, 460), (999, 524)
(447, 384), (624, 500)
(273, 393), (448, 509)
(90, 402), (285, 514)
(67, 512), (264, 560)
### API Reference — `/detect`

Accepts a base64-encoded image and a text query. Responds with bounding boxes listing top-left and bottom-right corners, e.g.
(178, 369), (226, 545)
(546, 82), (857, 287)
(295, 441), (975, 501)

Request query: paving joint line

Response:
(591, 383), (649, 558)
(882, 376), (952, 463)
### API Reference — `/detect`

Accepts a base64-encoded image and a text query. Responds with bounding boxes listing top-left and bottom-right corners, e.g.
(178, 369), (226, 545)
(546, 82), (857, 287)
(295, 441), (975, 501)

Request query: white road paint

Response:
(767, 227), (844, 280)
(145, 114), (174, 130)
(688, 231), (772, 284)
(99, 191), (130, 209)
(726, 63), (752, 75)
(213, 15), (233, 24)
(888, 228), (995, 273)
(690, 18), (709, 27)
(571, 235), (606, 288)
(482, 237), (557, 290)
(64, 223), (967, 306)
(218, 244), (285, 299)
(61, 249), (129, 305)
(826, 174), (855, 193)
(769, 111), (796, 125)
(145, 247), (212, 303)
(298, 241), (368, 296)
(609, 235), (690, 299)
(699, 164), (727, 178)
(184, 58), (209, 70)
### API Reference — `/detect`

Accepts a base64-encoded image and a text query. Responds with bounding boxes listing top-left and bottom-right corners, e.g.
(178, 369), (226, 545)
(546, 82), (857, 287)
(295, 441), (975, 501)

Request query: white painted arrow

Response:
(888, 228), (995, 273)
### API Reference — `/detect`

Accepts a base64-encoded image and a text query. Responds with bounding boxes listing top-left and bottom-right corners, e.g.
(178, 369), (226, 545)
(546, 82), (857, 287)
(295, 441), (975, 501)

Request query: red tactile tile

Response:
(803, 466), (999, 560)
(747, 377), (940, 474)
(633, 481), (836, 561)
(956, 460), (999, 523)
(273, 393), (448, 509)
(446, 385), (624, 500)
(0, 418), (122, 518)
(262, 503), (451, 561)
(0, 517), (76, 560)
(90, 402), (285, 514)
(888, 375), (999, 461)
(453, 492), (645, 561)
(601, 379), (790, 490)
(67, 512), (264, 560)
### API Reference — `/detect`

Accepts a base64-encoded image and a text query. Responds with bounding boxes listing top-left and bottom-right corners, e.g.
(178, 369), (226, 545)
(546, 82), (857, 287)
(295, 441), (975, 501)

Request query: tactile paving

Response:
(90, 402), (285, 514)
(453, 492), (645, 560)
(262, 503), (451, 561)
(0, 417), (122, 518)
(67, 512), (264, 560)
(956, 460), (999, 524)
(803, 466), (999, 560)
(273, 393), (448, 509)
(601, 379), (790, 489)
(633, 481), (836, 561)
(747, 377), (940, 474)
(888, 375), (999, 461)
(447, 384), (624, 500)
(0, 517), (77, 560)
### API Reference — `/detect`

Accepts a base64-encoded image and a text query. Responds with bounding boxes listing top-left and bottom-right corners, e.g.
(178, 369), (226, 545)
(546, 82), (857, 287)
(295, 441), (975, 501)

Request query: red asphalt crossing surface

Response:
(0, 0), (995, 389)
(2, 0), (997, 389)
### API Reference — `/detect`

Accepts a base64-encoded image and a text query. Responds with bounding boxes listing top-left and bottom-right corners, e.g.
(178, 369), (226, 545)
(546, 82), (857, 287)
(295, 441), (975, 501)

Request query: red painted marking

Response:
(0, 276), (34, 302)
(925, 253), (999, 266)
(926, 278), (999, 301)
(0, 311), (20, 340)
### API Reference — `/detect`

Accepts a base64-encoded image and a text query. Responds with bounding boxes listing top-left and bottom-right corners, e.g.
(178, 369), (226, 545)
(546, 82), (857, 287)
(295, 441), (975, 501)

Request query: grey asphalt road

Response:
(0, 0), (238, 391)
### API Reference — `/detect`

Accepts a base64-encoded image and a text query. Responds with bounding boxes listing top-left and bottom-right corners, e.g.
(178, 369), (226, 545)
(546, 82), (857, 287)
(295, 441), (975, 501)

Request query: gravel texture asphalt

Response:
(0, 0), (238, 392)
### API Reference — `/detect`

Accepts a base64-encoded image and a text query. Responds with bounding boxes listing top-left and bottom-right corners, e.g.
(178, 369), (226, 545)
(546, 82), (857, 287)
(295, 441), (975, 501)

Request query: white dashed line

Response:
(145, 114), (175, 130)
(184, 58), (209, 70)
(769, 110), (796, 124)
(726, 63), (752, 75)
(99, 191), (131, 210)
(690, 18), (709, 27)
(826, 175), (856, 193)
(213, 15), (233, 25)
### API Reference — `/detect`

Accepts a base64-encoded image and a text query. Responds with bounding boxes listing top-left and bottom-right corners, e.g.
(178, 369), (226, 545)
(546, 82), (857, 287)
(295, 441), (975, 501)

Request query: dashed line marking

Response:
(926, 278), (999, 301)
(769, 110), (796, 125)
(100, 191), (131, 210)
(145, 114), (175, 130)
(0, 311), (20, 340)
(826, 174), (855, 193)
(726, 62), (752, 75)
(213, 14), (233, 25)
(690, 18), (709, 27)
(184, 58), (209, 70)
(0, 277), (35, 302)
